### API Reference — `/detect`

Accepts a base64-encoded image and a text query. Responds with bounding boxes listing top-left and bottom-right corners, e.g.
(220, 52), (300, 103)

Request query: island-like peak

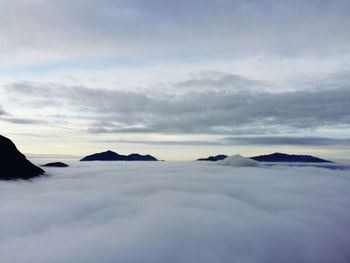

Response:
(80, 150), (158, 161)
(41, 162), (69, 167)
(251, 152), (332, 163)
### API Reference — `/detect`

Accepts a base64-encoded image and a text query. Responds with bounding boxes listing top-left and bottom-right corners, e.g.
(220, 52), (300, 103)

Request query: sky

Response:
(1, 0), (350, 160)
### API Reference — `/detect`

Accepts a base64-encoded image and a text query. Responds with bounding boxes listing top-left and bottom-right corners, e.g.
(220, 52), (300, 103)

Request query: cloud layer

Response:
(1, 0), (350, 67)
(100, 136), (350, 147)
(0, 161), (349, 263)
(3, 71), (350, 136)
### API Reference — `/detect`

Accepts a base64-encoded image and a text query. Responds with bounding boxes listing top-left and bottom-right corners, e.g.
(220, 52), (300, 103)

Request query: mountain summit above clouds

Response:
(0, 135), (45, 180)
(80, 150), (158, 161)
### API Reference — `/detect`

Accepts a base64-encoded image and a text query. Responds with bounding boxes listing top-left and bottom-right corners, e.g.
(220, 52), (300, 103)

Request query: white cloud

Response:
(0, 161), (349, 262)
(1, 0), (350, 68)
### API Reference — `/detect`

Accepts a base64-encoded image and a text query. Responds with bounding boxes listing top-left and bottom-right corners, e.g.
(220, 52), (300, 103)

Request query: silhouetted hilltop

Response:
(80, 150), (158, 161)
(197, 155), (228, 161)
(197, 152), (332, 163)
(0, 135), (45, 180)
(42, 162), (69, 167)
(127, 153), (158, 161)
(251, 152), (332, 163)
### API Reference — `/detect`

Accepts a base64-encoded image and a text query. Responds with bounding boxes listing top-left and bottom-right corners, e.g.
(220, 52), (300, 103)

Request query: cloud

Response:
(1, 0), (349, 158)
(95, 136), (350, 147)
(0, 105), (47, 125)
(0, 117), (48, 125)
(0, 105), (48, 125)
(174, 71), (265, 92)
(4, 71), (350, 135)
(223, 136), (350, 146)
(98, 139), (222, 146)
(1, 0), (350, 68)
(0, 162), (350, 262)
(0, 107), (7, 115)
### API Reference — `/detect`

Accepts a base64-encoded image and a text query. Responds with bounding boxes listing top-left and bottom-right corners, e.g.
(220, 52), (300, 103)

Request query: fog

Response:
(0, 161), (349, 263)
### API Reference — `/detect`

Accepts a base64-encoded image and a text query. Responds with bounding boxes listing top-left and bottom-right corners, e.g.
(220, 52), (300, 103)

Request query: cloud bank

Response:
(0, 161), (349, 263)
(99, 136), (350, 147)
(4, 72), (350, 135)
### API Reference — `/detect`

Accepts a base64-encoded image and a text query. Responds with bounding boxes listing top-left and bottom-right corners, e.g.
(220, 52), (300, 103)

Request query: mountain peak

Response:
(80, 150), (158, 161)
(0, 135), (45, 180)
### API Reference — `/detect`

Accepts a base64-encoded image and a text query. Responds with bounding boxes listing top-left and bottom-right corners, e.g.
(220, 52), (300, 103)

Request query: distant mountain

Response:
(80, 150), (158, 161)
(251, 152), (332, 163)
(127, 153), (158, 161)
(42, 162), (69, 167)
(197, 155), (228, 161)
(0, 135), (45, 180)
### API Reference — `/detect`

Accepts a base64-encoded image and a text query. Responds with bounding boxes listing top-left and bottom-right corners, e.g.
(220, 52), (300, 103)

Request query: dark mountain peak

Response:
(103, 150), (119, 155)
(127, 153), (158, 161)
(42, 162), (69, 167)
(197, 154), (228, 161)
(251, 152), (332, 163)
(80, 150), (121, 161)
(0, 135), (45, 180)
(128, 153), (141, 156)
(80, 150), (158, 161)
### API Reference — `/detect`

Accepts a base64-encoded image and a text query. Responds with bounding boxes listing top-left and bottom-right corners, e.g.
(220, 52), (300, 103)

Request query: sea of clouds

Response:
(0, 161), (350, 263)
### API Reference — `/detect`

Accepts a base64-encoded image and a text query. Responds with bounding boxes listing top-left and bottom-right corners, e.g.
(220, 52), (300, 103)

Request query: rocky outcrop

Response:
(0, 135), (45, 180)
(251, 152), (332, 163)
(42, 162), (69, 167)
(80, 150), (158, 161)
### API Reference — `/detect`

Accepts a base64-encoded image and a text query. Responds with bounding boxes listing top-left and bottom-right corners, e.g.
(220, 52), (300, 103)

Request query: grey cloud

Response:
(96, 136), (350, 147)
(0, 107), (7, 115)
(0, 117), (49, 125)
(6, 82), (157, 114)
(174, 71), (264, 91)
(223, 136), (350, 146)
(0, 105), (47, 125)
(4, 71), (350, 135)
(99, 139), (221, 146)
(87, 126), (157, 134)
(293, 70), (350, 92)
(1, 0), (350, 62)
(85, 87), (350, 134)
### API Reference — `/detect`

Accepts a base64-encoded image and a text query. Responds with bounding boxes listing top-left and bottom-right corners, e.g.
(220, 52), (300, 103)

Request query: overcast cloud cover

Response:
(1, 161), (350, 263)
(3, 77), (350, 134)
(1, 0), (350, 159)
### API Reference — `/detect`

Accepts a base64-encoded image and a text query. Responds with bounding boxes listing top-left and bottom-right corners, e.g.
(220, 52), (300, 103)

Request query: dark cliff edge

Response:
(0, 135), (45, 180)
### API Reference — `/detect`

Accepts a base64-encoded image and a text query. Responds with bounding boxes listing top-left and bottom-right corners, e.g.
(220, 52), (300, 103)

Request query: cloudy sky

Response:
(1, 0), (350, 160)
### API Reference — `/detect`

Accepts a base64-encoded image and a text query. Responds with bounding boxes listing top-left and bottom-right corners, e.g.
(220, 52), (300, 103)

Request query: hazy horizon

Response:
(1, 0), (350, 160)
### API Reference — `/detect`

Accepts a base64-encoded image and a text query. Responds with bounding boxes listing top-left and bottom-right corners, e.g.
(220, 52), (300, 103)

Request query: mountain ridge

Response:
(80, 150), (158, 161)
